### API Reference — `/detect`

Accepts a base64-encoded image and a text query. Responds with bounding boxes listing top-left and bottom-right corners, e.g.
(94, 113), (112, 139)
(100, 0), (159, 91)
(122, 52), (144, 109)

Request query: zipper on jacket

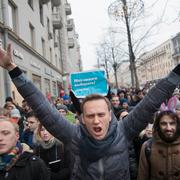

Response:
(98, 159), (104, 180)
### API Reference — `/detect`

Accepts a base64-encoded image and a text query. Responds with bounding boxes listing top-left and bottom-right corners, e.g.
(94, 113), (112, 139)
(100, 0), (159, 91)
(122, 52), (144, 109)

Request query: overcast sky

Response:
(68, 0), (180, 70)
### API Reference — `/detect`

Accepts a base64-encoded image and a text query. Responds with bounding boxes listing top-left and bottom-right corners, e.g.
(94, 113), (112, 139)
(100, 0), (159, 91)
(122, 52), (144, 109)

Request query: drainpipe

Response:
(2, 0), (12, 98)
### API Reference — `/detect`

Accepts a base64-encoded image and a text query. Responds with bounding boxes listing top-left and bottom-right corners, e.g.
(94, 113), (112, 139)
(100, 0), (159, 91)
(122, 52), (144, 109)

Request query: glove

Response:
(172, 64), (180, 76)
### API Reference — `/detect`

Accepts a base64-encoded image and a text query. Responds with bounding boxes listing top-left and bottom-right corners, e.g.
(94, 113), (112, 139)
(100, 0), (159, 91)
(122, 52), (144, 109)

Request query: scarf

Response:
(0, 141), (23, 171)
(38, 138), (56, 149)
(79, 113), (118, 167)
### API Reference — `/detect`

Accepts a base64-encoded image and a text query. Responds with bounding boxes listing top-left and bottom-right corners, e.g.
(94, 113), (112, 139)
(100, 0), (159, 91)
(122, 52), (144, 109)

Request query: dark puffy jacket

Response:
(10, 67), (180, 180)
(128, 141), (138, 180)
(0, 152), (50, 180)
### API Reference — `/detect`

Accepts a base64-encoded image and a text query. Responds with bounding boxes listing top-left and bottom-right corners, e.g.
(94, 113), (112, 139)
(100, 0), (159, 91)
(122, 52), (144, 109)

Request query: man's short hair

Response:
(111, 95), (119, 100)
(81, 94), (111, 112)
(5, 96), (13, 102)
(25, 111), (36, 119)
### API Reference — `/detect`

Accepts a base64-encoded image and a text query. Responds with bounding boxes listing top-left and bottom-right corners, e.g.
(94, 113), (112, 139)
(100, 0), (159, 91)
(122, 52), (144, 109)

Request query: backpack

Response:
(144, 138), (153, 177)
(145, 138), (153, 164)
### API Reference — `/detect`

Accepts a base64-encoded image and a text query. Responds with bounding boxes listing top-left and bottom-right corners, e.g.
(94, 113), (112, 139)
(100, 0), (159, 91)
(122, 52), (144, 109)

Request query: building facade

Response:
(116, 62), (131, 88)
(0, 0), (82, 105)
(115, 32), (180, 89)
(137, 33), (180, 87)
(172, 32), (180, 66)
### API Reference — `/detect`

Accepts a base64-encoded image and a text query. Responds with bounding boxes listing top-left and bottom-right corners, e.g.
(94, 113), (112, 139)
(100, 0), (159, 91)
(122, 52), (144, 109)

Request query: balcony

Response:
(52, 13), (63, 29)
(67, 19), (73, 31)
(41, 0), (50, 4)
(65, 3), (72, 15)
(51, 0), (61, 7)
(68, 38), (74, 48)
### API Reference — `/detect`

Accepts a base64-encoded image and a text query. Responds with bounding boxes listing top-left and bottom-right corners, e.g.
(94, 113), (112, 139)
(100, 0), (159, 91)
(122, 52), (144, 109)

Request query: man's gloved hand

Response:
(173, 64), (180, 76)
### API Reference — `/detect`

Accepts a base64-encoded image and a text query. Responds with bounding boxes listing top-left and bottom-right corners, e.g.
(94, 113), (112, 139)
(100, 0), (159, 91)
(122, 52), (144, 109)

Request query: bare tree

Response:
(105, 0), (178, 88)
(96, 32), (127, 88)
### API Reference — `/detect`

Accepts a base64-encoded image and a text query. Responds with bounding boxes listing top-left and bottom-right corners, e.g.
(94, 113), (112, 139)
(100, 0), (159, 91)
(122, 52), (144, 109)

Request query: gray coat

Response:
(11, 69), (179, 180)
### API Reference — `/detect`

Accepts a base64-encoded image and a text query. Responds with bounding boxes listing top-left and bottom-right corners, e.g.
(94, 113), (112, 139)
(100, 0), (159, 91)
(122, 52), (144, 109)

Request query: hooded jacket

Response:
(9, 67), (180, 180)
(138, 112), (180, 180)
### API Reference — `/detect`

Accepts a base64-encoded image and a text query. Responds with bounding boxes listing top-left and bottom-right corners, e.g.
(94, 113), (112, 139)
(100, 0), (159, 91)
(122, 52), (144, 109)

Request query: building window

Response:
(32, 74), (41, 90)
(39, 1), (44, 25)
(8, 1), (17, 31)
(47, 18), (50, 33)
(52, 81), (57, 97)
(28, 0), (33, 9)
(47, 18), (53, 40)
(50, 47), (53, 63)
(44, 78), (51, 94)
(41, 38), (46, 57)
(55, 54), (58, 67)
(29, 23), (35, 48)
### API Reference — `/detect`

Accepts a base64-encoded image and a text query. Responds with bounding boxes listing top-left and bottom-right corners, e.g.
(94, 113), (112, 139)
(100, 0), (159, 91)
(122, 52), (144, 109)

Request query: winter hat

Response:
(56, 104), (68, 112)
(10, 108), (21, 118)
(63, 95), (70, 101)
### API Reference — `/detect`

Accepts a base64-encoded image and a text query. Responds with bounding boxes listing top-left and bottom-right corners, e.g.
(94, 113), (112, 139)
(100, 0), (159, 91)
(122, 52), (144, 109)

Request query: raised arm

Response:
(0, 44), (76, 143)
(123, 65), (180, 141)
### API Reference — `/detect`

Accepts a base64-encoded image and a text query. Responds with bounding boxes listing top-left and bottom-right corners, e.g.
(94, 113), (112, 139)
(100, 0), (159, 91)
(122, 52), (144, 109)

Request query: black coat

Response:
(0, 152), (50, 180)
(35, 141), (70, 180)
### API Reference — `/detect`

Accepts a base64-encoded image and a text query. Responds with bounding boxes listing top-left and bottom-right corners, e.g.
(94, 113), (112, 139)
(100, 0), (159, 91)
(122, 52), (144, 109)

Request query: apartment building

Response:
(172, 32), (180, 65)
(0, 0), (82, 105)
(137, 33), (180, 87)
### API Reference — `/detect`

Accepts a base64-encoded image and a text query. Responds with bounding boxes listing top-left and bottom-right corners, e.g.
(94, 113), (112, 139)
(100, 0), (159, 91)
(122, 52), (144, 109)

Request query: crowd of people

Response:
(0, 44), (180, 180)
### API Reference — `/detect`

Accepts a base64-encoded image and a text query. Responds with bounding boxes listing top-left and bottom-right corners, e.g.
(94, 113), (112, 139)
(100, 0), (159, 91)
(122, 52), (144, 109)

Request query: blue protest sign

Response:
(70, 70), (108, 98)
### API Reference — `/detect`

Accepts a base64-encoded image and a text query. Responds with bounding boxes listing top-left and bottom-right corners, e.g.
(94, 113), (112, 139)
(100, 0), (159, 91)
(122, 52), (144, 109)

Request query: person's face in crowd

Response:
(5, 105), (15, 117)
(40, 126), (53, 142)
(127, 94), (132, 102)
(111, 96), (120, 108)
(6, 101), (14, 107)
(22, 101), (31, 113)
(138, 91), (144, 99)
(27, 116), (39, 132)
(176, 108), (180, 119)
(58, 109), (67, 116)
(132, 94), (138, 102)
(119, 92), (125, 99)
(122, 102), (129, 109)
(159, 115), (177, 142)
(82, 99), (111, 140)
(0, 120), (19, 155)
(22, 101), (26, 110)
(63, 99), (70, 105)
